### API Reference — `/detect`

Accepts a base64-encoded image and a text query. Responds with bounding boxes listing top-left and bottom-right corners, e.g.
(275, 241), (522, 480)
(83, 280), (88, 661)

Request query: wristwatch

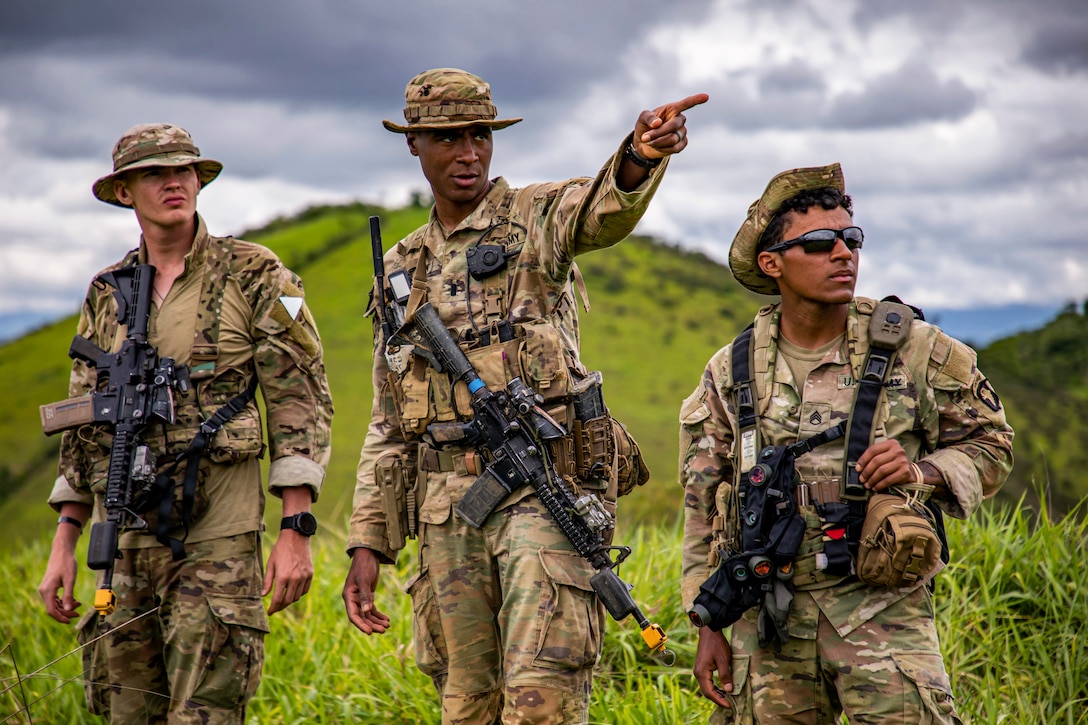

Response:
(280, 512), (318, 537)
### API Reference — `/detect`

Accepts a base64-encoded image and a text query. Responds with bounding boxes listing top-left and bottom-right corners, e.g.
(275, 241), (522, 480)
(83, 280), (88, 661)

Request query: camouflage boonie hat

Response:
(92, 123), (223, 207)
(382, 68), (522, 134)
(729, 162), (846, 295)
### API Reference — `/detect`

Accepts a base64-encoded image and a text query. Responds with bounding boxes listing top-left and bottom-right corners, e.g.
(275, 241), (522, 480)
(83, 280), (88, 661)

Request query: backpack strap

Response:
(730, 324), (761, 476)
(820, 298), (916, 576)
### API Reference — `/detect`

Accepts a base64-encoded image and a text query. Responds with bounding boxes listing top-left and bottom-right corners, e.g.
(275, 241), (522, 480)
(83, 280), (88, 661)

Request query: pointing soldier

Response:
(37, 123), (333, 723)
(679, 163), (1013, 723)
(342, 68), (707, 723)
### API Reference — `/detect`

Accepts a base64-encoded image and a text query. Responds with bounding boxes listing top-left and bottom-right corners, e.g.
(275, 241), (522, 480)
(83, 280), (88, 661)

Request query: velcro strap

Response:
(419, 446), (465, 473)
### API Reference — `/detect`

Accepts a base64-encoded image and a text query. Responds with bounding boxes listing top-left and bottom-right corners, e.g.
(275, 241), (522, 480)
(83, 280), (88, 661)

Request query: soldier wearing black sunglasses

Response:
(680, 163), (1013, 724)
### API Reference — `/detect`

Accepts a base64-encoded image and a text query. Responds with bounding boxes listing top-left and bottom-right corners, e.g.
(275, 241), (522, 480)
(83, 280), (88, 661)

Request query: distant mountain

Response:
(927, 303), (1065, 349)
(2, 202), (1079, 550)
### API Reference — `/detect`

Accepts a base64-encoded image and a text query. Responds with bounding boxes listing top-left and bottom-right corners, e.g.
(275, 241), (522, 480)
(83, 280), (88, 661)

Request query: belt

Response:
(418, 445), (470, 475)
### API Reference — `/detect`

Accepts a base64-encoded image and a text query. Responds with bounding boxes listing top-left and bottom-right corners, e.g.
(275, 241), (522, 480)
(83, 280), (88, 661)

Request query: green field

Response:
(2, 495), (1085, 723)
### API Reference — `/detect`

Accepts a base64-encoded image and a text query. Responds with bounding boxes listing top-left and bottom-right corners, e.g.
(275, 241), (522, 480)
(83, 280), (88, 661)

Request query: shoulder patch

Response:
(930, 332), (975, 386)
(976, 378), (1001, 412)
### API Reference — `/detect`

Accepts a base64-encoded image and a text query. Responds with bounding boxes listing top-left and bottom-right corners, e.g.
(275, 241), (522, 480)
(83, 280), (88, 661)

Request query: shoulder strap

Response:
(189, 235), (235, 380)
(731, 325), (760, 476)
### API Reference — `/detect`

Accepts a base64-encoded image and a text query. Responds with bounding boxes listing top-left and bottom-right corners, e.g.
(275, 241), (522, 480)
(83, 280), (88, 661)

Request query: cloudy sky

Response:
(1, 0), (1085, 344)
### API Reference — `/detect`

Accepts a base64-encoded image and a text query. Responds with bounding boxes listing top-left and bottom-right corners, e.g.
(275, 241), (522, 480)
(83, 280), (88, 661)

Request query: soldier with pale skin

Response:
(680, 163), (1013, 723)
(343, 68), (707, 723)
(38, 123), (332, 724)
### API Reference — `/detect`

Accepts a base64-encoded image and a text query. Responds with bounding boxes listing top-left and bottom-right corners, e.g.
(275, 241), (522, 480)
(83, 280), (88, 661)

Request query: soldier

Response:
(342, 68), (707, 723)
(37, 123), (333, 723)
(679, 163), (1014, 723)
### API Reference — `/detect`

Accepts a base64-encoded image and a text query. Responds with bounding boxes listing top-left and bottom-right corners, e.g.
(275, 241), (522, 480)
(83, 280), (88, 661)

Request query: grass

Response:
(2, 493), (1085, 724)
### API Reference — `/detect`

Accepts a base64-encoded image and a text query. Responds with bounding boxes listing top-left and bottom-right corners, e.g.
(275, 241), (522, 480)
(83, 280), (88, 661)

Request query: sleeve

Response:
(531, 133), (671, 286)
(250, 262), (334, 500)
(55, 289), (111, 497)
(680, 347), (736, 612)
(346, 317), (414, 564)
(919, 331), (1014, 519)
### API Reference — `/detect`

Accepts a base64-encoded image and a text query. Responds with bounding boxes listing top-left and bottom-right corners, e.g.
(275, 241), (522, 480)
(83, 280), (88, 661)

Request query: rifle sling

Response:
(153, 375), (259, 560)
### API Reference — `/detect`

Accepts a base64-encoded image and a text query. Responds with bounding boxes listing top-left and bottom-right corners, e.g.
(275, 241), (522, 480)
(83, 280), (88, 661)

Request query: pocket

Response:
(612, 418), (650, 498)
(77, 609), (111, 716)
(532, 550), (602, 671)
(518, 322), (571, 402)
(196, 368), (264, 464)
(405, 568), (449, 678)
(892, 651), (962, 724)
(189, 594), (269, 710)
(707, 652), (752, 725)
(390, 358), (432, 437)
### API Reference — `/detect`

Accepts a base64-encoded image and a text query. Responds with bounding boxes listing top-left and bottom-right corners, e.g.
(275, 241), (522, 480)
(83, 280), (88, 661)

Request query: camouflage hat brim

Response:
(382, 116), (523, 134)
(93, 154), (222, 208)
(729, 163), (845, 295)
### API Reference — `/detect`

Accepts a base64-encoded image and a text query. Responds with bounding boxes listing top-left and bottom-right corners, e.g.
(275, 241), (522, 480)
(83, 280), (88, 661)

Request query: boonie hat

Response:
(729, 163), (846, 295)
(92, 123), (223, 208)
(382, 68), (522, 134)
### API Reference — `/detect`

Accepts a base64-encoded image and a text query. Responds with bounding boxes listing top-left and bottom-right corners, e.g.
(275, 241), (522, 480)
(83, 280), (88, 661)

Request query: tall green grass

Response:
(3, 496), (1085, 724)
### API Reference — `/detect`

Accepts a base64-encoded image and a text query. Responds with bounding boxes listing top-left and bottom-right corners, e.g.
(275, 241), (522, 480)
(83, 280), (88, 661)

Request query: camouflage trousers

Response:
(711, 585), (962, 724)
(76, 532), (270, 724)
(406, 495), (606, 725)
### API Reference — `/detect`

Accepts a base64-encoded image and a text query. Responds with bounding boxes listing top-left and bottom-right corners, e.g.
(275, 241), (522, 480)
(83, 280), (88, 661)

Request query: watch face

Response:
(296, 512), (318, 536)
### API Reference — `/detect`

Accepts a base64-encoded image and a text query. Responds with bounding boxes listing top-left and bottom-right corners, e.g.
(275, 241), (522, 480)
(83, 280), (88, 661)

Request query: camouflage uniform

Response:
(47, 125), (333, 724)
(679, 164), (1014, 724)
(348, 69), (668, 724)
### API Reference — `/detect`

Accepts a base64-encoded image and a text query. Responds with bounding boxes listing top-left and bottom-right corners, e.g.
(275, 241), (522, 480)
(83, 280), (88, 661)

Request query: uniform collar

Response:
(135, 213), (210, 279)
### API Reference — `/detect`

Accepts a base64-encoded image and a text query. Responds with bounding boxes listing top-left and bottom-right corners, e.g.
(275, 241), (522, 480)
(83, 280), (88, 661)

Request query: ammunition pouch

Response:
(856, 489), (942, 588)
(375, 450), (421, 552)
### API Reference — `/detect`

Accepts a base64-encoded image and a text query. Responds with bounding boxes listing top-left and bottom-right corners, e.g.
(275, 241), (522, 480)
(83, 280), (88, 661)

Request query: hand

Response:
(263, 529), (313, 615)
(342, 548), (391, 635)
(632, 93), (710, 159)
(693, 626), (734, 708)
(38, 529), (83, 624)
(856, 439), (913, 492)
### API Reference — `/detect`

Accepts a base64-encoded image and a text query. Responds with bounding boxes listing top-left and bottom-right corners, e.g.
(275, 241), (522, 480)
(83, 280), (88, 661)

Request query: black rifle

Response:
(399, 300), (674, 664)
(40, 264), (190, 616)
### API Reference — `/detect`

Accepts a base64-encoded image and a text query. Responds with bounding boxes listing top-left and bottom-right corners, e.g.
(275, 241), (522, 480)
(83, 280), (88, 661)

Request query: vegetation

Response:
(1, 200), (1086, 721)
(2, 494), (1084, 723)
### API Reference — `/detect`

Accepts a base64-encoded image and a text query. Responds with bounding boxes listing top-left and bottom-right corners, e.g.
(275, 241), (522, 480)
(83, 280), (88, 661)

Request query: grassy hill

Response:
(3, 200), (1085, 550)
(0, 200), (763, 549)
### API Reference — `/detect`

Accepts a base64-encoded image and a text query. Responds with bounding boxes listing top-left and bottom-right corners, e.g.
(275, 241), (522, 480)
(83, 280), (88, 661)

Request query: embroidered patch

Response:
(977, 378), (1001, 412)
(809, 410), (823, 426)
(838, 375), (856, 389)
(279, 296), (303, 320)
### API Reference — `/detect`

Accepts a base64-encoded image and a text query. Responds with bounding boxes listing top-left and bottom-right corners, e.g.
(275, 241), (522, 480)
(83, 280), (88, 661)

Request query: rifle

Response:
(398, 298), (674, 663)
(40, 264), (190, 616)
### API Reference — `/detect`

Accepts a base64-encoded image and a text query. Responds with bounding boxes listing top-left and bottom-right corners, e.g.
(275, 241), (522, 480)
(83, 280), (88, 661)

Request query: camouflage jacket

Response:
(679, 298), (1013, 634)
(49, 215), (333, 546)
(347, 137), (669, 562)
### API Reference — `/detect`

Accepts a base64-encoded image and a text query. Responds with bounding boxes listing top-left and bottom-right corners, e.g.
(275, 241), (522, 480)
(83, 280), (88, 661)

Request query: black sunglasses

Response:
(764, 226), (864, 254)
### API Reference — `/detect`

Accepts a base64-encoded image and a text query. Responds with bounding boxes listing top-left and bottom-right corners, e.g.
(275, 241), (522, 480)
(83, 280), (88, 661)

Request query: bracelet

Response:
(623, 142), (661, 169)
(58, 515), (83, 531)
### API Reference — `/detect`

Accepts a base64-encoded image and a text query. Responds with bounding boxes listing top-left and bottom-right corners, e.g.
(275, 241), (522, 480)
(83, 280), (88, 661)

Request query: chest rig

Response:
(100, 238), (259, 560)
(728, 297), (942, 577)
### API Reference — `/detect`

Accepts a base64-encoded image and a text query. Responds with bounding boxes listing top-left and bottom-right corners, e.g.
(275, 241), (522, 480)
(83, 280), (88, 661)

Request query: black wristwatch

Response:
(280, 512), (318, 537)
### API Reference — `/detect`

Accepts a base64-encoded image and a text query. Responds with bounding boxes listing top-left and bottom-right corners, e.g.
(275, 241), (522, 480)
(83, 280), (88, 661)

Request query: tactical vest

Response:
(380, 190), (647, 499)
(78, 235), (262, 557)
(723, 297), (948, 576)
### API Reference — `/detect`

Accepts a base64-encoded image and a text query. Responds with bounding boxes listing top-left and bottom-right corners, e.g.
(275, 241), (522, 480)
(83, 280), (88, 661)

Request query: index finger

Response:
(657, 93), (709, 119)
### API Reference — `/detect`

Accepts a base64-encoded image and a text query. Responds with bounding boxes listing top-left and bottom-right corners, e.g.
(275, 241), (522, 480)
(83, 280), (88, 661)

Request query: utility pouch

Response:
(856, 488), (942, 588)
(376, 451), (417, 551)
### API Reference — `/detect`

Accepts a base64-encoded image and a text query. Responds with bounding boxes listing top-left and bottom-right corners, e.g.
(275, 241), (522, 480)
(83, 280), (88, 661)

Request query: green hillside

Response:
(977, 301), (1088, 510)
(3, 201), (1084, 551)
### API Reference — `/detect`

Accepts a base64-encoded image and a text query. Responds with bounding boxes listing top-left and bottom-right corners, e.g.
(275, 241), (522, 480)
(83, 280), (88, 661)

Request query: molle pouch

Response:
(454, 336), (522, 417)
(388, 356), (432, 439)
(517, 321), (571, 403)
(198, 368), (264, 463)
(612, 419), (649, 498)
(376, 451), (416, 551)
(857, 491), (942, 588)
